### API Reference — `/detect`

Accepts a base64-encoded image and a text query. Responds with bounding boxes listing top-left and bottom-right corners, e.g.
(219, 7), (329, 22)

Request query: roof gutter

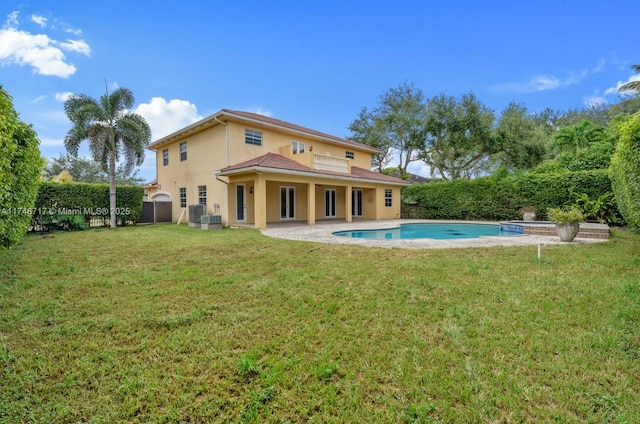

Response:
(215, 166), (409, 186)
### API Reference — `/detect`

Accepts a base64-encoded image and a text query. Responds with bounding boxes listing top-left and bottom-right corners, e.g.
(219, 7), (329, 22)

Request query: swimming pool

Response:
(333, 222), (520, 240)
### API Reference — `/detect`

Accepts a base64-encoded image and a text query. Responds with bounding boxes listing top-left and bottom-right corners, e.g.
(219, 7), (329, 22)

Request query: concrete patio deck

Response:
(260, 219), (609, 249)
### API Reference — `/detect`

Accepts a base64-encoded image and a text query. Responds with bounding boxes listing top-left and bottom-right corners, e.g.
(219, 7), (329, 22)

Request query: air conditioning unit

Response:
(200, 215), (221, 224)
(188, 204), (205, 223)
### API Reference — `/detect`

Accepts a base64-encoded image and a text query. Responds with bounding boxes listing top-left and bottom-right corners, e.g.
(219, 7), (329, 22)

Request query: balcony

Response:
(312, 153), (349, 173)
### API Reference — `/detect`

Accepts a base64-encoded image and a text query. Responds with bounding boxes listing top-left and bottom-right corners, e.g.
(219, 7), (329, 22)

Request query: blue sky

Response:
(2, 0), (639, 181)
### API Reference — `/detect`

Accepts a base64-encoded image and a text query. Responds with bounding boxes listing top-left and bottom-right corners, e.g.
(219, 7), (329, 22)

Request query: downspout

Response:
(215, 173), (230, 227)
(213, 116), (230, 226)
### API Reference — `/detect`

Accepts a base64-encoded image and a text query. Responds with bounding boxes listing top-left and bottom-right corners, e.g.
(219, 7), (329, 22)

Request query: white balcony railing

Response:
(313, 153), (349, 173)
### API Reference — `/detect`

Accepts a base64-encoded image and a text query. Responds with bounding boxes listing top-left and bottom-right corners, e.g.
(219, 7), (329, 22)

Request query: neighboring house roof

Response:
(217, 152), (409, 186)
(388, 171), (432, 184)
(148, 109), (379, 153)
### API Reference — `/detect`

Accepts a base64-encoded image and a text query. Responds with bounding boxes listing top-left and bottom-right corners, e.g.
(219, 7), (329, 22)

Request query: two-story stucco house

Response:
(147, 109), (408, 228)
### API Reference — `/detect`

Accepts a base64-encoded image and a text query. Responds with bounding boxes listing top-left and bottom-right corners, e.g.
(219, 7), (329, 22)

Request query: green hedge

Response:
(33, 181), (144, 227)
(0, 87), (44, 248)
(610, 114), (640, 232)
(402, 169), (613, 221)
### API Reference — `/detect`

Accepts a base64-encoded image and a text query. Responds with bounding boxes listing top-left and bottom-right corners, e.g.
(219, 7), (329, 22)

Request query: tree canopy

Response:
(44, 154), (144, 185)
(0, 86), (44, 247)
(348, 82), (427, 176)
(421, 92), (496, 180)
(350, 81), (638, 180)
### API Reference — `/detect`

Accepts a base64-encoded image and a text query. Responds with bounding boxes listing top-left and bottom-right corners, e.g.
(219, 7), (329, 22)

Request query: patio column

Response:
(345, 184), (352, 223)
(307, 182), (315, 225)
(254, 173), (267, 229)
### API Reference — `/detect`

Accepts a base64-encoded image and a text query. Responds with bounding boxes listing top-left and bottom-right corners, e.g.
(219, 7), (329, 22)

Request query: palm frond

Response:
(64, 94), (103, 123)
(619, 64), (640, 94)
(116, 113), (152, 172)
(101, 88), (135, 121)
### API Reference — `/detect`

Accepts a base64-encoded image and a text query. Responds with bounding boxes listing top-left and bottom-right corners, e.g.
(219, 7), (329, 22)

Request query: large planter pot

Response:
(556, 222), (580, 242)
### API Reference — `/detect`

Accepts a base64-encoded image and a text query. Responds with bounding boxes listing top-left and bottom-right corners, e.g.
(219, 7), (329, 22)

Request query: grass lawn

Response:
(1, 224), (639, 423)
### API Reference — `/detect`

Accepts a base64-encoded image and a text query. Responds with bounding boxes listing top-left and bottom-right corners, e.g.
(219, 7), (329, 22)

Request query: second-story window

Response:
(292, 141), (305, 155)
(180, 142), (187, 161)
(245, 129), (262, 146)
(162, 148), (169, 166)
(346, 151), (355, 160)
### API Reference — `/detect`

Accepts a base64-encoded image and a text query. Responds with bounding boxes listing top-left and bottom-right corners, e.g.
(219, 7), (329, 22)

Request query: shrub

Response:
(33, 181), (144, 228)
(547, 207), (584, 224)
(610, 114), (640, 232)
(402, 169), (614, 222)
(0, 86), (44, 248)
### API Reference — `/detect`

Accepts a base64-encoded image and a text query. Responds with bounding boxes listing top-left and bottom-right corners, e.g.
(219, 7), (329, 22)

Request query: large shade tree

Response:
(64, 86), (151, 228)
(348, 82), (427, 176)
(421, 92), (496, 180)
(494, 102), (547, 171)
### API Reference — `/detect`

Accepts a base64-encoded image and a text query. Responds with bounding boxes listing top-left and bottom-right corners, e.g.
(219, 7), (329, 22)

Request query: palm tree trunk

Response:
(108, 150), (117, 229)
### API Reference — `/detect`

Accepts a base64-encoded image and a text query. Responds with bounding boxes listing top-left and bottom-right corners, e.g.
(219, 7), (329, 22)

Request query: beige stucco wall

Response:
(155, 125), (228, 222)
(152, 116), (401, 227)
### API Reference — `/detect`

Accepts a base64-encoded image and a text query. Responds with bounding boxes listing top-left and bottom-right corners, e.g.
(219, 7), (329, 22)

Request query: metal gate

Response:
(139, 201), (172, 223)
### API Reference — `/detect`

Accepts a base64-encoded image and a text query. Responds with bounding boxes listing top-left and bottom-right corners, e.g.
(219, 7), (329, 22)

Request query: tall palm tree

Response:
(64, 86), (151, 228)
(619, 64), (640, 93)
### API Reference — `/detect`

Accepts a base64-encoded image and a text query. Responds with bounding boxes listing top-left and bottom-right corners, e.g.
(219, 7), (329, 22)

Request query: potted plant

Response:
(547, 207), (584, 242)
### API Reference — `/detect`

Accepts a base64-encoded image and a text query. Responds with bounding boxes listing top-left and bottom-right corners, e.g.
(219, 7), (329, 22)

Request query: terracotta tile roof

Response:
(221, 109), (376, 152)
(219, 153), (409, 185)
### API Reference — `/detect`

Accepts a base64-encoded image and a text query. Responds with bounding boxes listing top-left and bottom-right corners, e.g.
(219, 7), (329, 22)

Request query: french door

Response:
(352, 189), (363, 217)
(325, 188), (336, 218)
(236, 184), (246, 222)
(280, 186), (295, 220)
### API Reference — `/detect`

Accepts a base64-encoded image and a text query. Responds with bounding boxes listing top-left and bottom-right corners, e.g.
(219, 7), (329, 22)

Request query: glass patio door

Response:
(280, 186), (295, 220)
(325, 188), (336, 218)
(236, 184), (245, 222)
(352, 189), (363, 217)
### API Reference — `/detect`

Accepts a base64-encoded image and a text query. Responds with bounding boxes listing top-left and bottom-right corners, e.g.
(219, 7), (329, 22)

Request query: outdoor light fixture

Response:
(250, 187), (253, 194)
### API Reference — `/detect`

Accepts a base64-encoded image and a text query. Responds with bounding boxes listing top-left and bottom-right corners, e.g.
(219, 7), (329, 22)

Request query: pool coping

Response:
(261, 219), (609, 249)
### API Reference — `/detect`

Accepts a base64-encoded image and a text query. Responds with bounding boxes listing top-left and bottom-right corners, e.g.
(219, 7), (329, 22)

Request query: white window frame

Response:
(280, 186), (296, 220)
(292, 140), (306, 155)
(384, 189), (393, 208)
(245, 129), (262, 146)
(346, 151), (355, 160)
(179, 187), (187, 208)
(325, 188), (337, 218)
(198, 185), (206, 207)
(162, 148), (169, 166)
(180, 142), (187, 161)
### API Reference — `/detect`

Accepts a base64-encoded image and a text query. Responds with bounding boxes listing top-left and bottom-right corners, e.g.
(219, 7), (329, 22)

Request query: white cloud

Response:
(604, 74), (640, 95)
(249, 107), (272, 117)
(0, 11), (89, 78)
(55, 91), (73, 102)
(493, 62), (601, 94)
(29, 94), (47, 103)
(39, 136), (64, 146)
(6, 11), (18, 27)
(583, 95), (608, 108)
(134, 97), (203, 140)
(31, 15), (47, 27)
(57, 39), (90, 55)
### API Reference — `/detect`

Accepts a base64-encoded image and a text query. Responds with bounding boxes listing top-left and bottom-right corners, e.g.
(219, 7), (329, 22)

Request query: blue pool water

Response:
(333, 223), (520, 240)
